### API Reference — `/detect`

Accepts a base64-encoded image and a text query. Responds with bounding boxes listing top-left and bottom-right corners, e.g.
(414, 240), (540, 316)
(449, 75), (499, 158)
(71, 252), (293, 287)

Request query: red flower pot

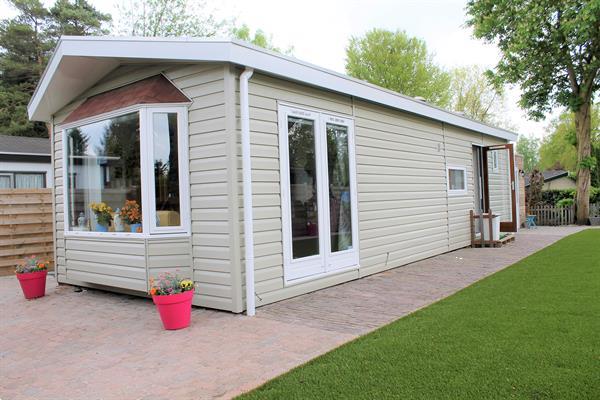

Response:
(152, 289), (194, 330)
(16, 270), (48, 299)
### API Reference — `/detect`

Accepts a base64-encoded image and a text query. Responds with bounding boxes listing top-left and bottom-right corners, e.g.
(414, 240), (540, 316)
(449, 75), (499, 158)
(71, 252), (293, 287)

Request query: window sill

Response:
(284, 264), (360, 287)
(64, 230), (191, 240)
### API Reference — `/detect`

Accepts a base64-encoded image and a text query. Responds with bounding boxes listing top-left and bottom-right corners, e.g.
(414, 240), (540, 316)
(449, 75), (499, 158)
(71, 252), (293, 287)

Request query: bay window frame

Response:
(60, 103), (190, 238)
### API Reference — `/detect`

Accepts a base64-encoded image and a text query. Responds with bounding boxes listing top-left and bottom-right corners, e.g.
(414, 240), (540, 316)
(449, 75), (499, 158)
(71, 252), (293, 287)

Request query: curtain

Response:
(15, 174), (45, 188)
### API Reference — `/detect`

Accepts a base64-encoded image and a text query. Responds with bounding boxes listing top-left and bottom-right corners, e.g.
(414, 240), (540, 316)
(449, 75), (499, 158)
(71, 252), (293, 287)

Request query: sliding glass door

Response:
(279, 105), (358, 282)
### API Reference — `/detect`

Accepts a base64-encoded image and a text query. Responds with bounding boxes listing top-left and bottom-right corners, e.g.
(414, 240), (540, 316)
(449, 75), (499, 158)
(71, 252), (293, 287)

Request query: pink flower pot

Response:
(152, 289), (194, 330)
(16, 270), (48, 299)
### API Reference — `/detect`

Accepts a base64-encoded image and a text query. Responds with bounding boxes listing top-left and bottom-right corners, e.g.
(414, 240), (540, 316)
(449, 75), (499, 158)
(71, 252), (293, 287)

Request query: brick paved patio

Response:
(0, 226), (586, 399)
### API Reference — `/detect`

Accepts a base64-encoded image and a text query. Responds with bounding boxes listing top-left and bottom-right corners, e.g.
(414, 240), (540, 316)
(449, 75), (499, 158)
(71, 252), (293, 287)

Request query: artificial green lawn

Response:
(240, 229), (600, 399)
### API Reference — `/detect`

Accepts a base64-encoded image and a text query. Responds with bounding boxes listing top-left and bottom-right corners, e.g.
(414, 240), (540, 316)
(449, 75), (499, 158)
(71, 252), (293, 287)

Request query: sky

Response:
(1, 0), (563, 139)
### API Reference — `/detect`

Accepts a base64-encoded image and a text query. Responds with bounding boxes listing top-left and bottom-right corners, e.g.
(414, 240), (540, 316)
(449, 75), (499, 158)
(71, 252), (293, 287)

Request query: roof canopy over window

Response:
(62, 74), (190, 124)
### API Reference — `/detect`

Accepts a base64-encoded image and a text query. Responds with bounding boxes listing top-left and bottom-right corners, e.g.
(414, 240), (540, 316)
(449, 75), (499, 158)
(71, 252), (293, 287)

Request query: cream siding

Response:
(237, 73), (511, 309)
(52, 63), (240, 311)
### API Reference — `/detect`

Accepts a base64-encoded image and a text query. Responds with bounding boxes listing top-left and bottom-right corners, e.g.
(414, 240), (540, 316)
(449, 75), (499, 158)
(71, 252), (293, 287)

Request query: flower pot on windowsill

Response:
(152, 288), (194, 330)
(95, 224), (108, 232)
(16, 270), (48, 299)
(129, 223), (142, 233)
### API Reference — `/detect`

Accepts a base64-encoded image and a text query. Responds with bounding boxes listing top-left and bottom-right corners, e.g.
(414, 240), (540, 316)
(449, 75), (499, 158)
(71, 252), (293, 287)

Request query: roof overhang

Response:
(29, 36), (519, 141)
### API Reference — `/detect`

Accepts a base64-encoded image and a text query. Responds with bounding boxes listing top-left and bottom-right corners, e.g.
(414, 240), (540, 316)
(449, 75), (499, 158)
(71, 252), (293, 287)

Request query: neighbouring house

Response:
(524, 169), (576, 191)
(0, 135), (52, 189)
(27, 37), (519, 313)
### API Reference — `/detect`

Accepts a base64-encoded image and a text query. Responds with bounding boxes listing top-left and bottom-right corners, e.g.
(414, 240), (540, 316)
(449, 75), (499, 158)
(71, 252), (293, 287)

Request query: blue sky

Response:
(2, 0), (562, 139)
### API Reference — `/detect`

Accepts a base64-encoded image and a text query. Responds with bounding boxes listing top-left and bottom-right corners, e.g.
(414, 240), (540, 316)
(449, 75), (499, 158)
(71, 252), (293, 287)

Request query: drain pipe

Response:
(240, 67), (256, 316)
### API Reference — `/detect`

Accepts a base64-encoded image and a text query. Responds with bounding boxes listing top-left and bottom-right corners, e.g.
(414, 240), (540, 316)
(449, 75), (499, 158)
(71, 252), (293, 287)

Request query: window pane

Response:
(449, 169), (465, 191)
(327, 123), (352, 253)
(66, 112), (142, 233)
(153, 113), (181, 227)
(0, 175), (12, 189)
(487, 149), (513, 222)
(288, 116), (319, 259)
(15, 173), (44, 188)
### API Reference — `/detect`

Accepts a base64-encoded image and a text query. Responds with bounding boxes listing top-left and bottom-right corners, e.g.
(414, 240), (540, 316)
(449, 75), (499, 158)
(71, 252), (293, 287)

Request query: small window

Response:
(447, 166), (467, 195)
(0, 172), (46, 189)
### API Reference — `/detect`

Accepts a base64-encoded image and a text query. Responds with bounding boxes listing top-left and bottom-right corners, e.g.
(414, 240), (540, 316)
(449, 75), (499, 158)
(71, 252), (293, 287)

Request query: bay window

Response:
(64, 106), (189, 236)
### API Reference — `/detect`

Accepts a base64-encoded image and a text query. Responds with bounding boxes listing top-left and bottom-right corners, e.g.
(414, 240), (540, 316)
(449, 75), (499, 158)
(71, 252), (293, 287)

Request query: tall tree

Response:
(540, 106), (600, 187)
(345, 29), (452, 107)
(115, 0), (228, 37)
(0, 0), (111, 138)
(231, 24), (293, 55)
(450, 65), (507, 125)
(517, 134), (541, 173)
(466, 0), (600, 223)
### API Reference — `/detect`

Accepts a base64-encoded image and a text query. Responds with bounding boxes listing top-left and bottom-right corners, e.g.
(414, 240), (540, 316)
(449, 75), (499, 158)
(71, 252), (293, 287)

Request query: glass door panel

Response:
(326, 123), (353, 253)
(288, 116), (320, 259)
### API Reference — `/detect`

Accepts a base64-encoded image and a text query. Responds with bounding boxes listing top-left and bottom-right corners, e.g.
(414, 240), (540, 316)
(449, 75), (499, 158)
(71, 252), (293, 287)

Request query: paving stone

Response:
(0, 226), (586, 399)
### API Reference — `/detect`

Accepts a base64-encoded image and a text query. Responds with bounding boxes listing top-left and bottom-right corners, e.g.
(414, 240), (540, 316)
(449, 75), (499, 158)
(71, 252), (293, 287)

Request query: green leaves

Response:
(345, 29), (452, 108)
(0, 0), (111, 138)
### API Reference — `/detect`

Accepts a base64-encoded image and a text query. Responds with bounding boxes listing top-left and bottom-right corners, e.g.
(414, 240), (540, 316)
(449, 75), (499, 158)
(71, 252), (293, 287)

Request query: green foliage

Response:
(556, 198), (575, 207)
(450, 65), (507, 125)
(516, 134), (540, 173)
(466, 0), (600, 119)
(0, 0), (111, 138)
(231, 24), (293, 55)
(540, 106), (600, 186)
(541, 189), (576, 205)
(241, 230), (600, 399)
(345, 29), (451, 107)
(115, 0), (228, 37)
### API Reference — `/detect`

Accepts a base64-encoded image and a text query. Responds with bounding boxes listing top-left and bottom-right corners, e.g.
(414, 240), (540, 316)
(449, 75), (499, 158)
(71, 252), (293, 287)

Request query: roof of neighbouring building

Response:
(27, 36), (519, 142)
(0, 135), (51, 156)
(524, 170), (570, 187)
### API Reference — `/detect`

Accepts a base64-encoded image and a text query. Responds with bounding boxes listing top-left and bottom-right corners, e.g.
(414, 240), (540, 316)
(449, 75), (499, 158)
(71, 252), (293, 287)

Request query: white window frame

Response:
(447, 165), (468, 196)
(278, 104), (359, 283)
(61, 104), (190, 238)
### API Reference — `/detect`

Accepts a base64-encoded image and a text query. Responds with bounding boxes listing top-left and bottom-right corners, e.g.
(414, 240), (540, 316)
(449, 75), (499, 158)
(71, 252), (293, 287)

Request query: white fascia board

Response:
(28, 36), (519, 141)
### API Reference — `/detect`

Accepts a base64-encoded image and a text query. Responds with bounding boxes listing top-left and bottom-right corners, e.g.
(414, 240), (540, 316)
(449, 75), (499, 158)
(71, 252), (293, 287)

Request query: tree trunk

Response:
(575, 101), (592, 224)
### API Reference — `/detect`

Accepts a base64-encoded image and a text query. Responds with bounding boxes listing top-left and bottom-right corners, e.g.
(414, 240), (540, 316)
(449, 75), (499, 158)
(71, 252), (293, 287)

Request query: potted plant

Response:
(149, 272), (195, 330)
(120, 200), (142, 232)
(15, 256), (49, 299)
(90, 202), (113, 232)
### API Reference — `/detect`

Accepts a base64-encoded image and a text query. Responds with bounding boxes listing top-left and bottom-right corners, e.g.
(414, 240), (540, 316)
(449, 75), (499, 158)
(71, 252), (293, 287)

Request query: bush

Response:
(541, 189), (575, 205)
(540, 187), (599, 205)
(556, 198), (574, 207)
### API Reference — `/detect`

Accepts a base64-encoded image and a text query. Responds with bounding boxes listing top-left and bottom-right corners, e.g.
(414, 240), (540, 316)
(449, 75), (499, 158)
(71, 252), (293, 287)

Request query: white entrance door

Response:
(279, 105), (359, 282)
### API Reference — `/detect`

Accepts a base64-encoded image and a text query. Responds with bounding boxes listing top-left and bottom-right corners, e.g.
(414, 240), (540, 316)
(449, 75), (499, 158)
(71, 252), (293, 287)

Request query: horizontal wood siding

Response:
(64, 237), (147, 291)
(354, 100), (450, 275)
(166, 64), (236, 311)
(444, 125), (476, 250)
(0, 189), (54, 275)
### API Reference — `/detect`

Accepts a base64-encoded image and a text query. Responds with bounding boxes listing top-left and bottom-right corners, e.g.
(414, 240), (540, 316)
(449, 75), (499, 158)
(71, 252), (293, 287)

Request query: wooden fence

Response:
(0, 189), (53, 276)
(529, 204), (575, 226)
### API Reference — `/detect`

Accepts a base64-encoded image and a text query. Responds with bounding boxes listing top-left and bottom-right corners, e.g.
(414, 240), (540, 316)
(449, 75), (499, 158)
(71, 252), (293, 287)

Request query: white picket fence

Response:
(529, 205), (575, 226)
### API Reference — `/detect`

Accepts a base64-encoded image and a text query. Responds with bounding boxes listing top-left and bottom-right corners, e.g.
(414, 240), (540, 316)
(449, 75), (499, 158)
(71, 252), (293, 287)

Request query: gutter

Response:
(240, 67), (256, 316)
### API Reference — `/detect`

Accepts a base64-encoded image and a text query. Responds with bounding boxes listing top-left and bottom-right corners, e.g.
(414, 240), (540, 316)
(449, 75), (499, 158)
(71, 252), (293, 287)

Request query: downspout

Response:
(240, 67), (256, 316)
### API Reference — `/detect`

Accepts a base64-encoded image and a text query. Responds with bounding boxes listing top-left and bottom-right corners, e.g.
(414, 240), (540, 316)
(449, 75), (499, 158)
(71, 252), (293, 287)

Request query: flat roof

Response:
(28, 36), (518, 141)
